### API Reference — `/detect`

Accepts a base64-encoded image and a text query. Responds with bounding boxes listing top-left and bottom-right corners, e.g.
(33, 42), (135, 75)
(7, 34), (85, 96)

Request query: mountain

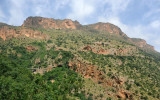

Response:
(1, 17), (156, 53)
(22, 16), (82, 29)
(0, 16), (160, 100)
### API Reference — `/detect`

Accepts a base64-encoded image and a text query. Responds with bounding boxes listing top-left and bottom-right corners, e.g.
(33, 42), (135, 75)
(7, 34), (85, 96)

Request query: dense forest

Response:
(0, 53), (87, 100)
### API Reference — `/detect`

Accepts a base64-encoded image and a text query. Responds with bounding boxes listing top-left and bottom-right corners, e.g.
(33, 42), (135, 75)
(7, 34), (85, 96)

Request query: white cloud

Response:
(152, 39), (160, 52)
(154, 40), (160, 45)
(66, 0), (131, 24)
(31, 0), (49, 16)
(104, 0), (131, 15)
(8, 9), (25, 26)
(8, 0), (26, 25)
(150, 20), (160, 29)
(54, 0), (70, 11)
(67, 0), (95, 23)
(7, 0), (52, 25)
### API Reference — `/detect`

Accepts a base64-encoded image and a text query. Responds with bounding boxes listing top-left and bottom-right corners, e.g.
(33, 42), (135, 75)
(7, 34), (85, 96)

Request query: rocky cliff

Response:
(85, 22), (127, 36)
(0, 26), (48, 40)
(131, 38), (154, 50)
(22, 16), (82, 30)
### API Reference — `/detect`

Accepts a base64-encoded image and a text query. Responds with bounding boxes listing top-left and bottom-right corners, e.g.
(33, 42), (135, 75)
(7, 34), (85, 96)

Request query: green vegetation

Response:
(0, 26), (160, 100)
(78, 51), (160, 99)
(0, 54), (86, 100)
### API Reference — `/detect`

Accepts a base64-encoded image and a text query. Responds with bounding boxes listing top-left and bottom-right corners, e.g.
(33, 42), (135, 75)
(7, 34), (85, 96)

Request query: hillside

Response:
(0, 16), (160, 100)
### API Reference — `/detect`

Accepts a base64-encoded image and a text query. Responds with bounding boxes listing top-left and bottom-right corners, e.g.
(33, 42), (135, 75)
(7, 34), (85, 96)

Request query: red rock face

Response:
(22, 17), (59, 29)
(87, 22), (126, 36)
(0, 26), (47, 40)
(26, 46), (37, 52)
(62, 19), (76, 29)
(131, 38), (154, 50)
(68, 59), (109, 85)
(20, 28), (47, 39)
(0, 26), (17, 40)
(39, 18), (59, 29)
(83, 45), (92, 51)
(22, 17), (80, 30)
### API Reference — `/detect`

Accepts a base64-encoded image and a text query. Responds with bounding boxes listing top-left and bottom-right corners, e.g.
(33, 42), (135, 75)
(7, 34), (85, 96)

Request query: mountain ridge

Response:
(0, 16), (156, 53)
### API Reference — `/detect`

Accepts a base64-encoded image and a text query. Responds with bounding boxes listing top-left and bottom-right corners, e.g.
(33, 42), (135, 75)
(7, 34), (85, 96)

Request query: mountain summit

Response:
(22, 16), (82, 29)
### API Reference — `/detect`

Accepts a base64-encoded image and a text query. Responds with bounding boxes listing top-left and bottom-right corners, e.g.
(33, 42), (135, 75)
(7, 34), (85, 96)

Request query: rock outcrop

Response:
(26, 46), (38, 52)
(69, 59), (111, 85)
(22, 17), (82, 30)
(86, 22), (127, 36)
(0, 26), (48, 40)
(116, 90), (131, 99)
(82, 45), (137, 56)
(131, 38), (154, 50)
(0, 26), (17, 40)
(83, 45), (92, 51)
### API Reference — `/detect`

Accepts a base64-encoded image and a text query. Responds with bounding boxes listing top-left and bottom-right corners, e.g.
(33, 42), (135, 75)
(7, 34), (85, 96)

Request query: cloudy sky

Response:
(0, 0), (160, 52)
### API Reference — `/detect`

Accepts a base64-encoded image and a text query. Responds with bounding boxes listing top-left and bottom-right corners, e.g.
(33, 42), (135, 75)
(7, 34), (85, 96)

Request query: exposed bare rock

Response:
(69, 59), (115, 88)
(117, 90), (132, 99)
(26, 46), (38, 52)
(131, 38), (154, 50)
(82, 45), (137, 56)
(97, 48), (108, 55)
(86, 22), (127, 36)
(0, 26), (48, 40)
(83, 45), (92, 51)
(0, 26), (16, 40)
(22, 17), (59, 29)
(114, 76), (126, 85)
(22, 17), (82, 30)
(50, 80), (55, 83)
(62, 19), (76, 29)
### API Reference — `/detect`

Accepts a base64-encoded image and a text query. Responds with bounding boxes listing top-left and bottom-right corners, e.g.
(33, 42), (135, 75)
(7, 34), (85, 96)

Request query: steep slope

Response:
(0, 16), (160, 100)
(85, 22), (156, 54)
(131, 38), (154, 51)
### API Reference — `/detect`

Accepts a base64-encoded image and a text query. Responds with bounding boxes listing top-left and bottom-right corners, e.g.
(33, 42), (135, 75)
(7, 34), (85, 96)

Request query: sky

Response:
(0, 0), (160, 52)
